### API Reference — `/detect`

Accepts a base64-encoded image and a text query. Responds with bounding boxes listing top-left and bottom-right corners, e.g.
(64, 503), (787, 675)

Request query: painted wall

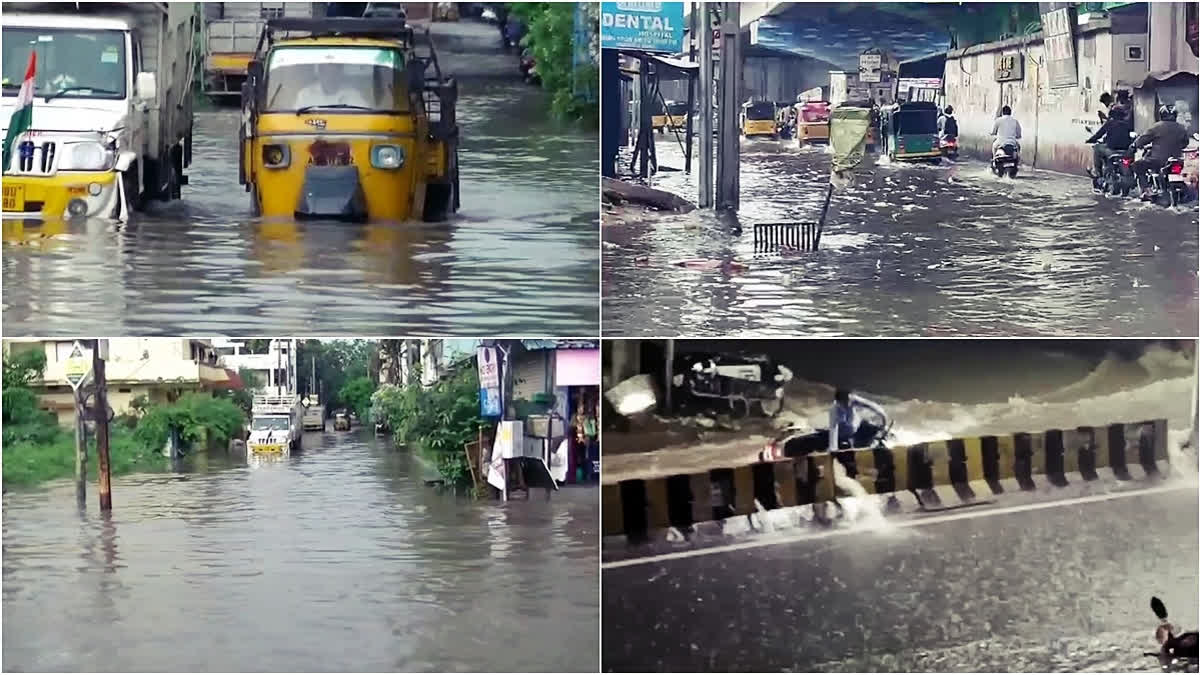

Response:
(943, 23), (1148, 175)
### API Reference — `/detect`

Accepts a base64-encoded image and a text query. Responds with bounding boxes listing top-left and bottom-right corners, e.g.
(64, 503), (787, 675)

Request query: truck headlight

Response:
(262, 144), (290, 169)
(58, 141), (115, 171)
(371, 144), (405, 169)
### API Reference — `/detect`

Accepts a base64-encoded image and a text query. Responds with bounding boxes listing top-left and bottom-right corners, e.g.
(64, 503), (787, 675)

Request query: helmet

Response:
(944, 105), (954, 115)
(1158, 104), (1178, 121)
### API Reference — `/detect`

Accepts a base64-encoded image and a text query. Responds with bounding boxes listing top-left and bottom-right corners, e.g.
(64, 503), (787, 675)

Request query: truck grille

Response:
(15, 140), (57, 175)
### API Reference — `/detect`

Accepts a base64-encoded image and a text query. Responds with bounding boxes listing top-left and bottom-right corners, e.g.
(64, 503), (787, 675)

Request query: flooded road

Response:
(603, 140), (1198, 337)
(2, 431), (599, 672)
(3, 82), (599, 336)
(604, 340), (1196, 483)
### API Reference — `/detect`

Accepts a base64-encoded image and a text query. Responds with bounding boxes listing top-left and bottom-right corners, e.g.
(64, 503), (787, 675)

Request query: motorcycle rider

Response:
(1085, 104), (1133, 181)
(991, 105), (1022, 155)
(828, 388), (890, 487)
(1130, 104), (1190, 199)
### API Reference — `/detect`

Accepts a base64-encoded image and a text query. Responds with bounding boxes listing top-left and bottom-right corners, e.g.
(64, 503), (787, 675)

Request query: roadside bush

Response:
(372, 367), (484, 486)
(133, 394), (246, 452)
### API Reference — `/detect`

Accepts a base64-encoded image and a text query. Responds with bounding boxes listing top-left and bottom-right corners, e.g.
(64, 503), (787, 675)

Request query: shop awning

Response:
(555, 349), (600, 386)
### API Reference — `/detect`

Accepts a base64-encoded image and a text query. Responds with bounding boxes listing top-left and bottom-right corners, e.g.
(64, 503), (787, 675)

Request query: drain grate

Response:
(749, 184), (833, 256)
(752, 222), (823, 254)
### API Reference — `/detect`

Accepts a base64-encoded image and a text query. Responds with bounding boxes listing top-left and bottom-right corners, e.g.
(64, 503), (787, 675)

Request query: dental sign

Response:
(601, 2), (685, 53)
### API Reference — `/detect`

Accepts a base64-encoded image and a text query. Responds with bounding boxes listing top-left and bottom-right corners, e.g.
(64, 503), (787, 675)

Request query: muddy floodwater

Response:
(603, 139), (1198, 337)
(2, 82), (599, 336)
(2, 431), (599, 672)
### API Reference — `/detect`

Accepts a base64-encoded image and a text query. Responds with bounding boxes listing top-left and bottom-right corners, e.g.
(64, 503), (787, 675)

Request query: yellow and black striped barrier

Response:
(602, 419), (1170, 541)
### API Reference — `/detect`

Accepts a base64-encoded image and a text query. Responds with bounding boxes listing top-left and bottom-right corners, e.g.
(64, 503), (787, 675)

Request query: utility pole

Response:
(716, 1), (741, 212)
(93, 340), (112, 511)
(697, 2), (713, 207)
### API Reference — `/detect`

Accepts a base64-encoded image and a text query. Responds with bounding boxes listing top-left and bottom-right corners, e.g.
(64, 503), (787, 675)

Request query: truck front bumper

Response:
(1, 171), (122, 221)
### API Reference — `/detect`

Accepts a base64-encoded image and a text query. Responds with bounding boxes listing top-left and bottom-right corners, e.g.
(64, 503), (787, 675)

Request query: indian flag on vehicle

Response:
(2, 51), (36, 174)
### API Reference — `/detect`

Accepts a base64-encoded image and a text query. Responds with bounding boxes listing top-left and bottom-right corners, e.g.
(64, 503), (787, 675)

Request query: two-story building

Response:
(4, 338), (234, 427)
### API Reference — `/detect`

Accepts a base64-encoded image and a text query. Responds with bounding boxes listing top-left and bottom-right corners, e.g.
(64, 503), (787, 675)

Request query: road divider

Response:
(602, 419), (1170, 543)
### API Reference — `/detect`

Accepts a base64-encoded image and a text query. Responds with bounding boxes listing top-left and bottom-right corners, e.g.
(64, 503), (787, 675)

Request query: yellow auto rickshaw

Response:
(741, 100), (777, 138)
(652, 100), (689, 133)
(239, 17), (459, 224)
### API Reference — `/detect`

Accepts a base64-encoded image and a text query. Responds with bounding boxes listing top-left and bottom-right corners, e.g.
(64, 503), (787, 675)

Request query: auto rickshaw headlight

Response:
(371, 144), (405, 170)
(262, 144), (290, 169)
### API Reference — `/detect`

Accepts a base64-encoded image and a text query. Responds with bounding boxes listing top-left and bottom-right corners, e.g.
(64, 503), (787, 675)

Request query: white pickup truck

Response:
(1, 2), (195, 222)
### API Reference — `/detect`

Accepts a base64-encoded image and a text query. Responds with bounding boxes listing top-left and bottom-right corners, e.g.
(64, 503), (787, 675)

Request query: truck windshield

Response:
(252, 417), (291, 431)
(264, 46), (407, 112)
(1, 28), (126, 100)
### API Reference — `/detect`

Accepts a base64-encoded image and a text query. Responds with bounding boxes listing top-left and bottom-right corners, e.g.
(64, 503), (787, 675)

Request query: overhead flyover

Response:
(685, 2), (1047, 70)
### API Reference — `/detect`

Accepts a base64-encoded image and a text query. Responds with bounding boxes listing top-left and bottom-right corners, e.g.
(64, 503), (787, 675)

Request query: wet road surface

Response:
(601, 488), (1199, 672)
(3, 82), (599, 336)
(603, 140), (1198, 337)
(3, 431), (599, 672)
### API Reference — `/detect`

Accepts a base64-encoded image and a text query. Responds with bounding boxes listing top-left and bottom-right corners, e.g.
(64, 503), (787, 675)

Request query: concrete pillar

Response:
(698, 2), (714, 208)
(716, 2), (741, 212)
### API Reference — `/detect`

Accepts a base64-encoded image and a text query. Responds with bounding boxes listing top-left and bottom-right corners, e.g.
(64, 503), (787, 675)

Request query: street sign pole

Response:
(64, 340), (91, 504)
(74, 388), (87, 504)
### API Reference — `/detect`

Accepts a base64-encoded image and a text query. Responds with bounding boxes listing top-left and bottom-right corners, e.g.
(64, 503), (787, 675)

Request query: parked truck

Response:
(201, 2), (314, 102)
(1, 2), (195, 221)
(301, 394), (326, 431)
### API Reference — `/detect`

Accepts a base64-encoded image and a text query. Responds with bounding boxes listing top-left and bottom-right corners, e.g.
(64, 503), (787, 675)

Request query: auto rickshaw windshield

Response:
(745, 102), (775, 120)
(666, 102), (689, 116)
(893, 107), (938, 134)
(263, 46), (408, 112)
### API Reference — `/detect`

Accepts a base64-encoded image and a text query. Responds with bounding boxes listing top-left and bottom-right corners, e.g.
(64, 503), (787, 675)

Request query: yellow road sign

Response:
(64, 340), (90, 390)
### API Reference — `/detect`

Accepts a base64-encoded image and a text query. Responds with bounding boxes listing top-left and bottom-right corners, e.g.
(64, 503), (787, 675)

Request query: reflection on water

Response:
(603, 140), (1198, 337)
(2, 82), (599, 336)
(2, 431), (599, 672)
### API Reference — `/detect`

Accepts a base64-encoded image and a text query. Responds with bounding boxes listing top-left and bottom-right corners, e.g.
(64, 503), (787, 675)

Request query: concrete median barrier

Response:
(602, 419), (1170, 545)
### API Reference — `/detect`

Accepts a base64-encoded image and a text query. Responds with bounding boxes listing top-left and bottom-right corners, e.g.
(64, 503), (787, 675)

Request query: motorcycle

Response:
(991, 142), (1019, 177)
(938, 135), (959, 159)
(1134, 147), (1192, 207)
(672, 352), (793, 418)
(1088, 145), (1135, 197)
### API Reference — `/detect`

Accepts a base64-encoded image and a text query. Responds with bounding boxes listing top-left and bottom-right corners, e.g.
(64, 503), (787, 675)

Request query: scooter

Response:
(938, 135), (959, 159)
(991, 142), (1019, 177)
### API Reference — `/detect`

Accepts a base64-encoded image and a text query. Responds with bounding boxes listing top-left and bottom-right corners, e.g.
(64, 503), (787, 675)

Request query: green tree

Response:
(338, 376), (376, 422)
(508, 3), (598, 122)
(298, 339), (377, 412)
(2, 347), (47, 427)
